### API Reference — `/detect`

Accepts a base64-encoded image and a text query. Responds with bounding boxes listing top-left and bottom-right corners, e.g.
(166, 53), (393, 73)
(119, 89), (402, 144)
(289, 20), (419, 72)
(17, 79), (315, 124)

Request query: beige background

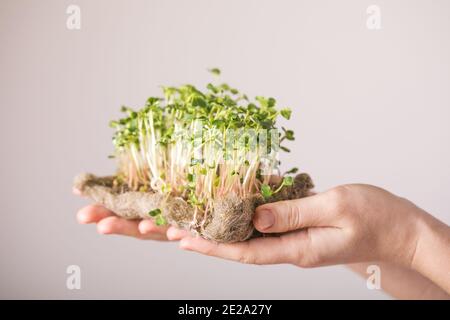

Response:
(0, 0), (449, 299)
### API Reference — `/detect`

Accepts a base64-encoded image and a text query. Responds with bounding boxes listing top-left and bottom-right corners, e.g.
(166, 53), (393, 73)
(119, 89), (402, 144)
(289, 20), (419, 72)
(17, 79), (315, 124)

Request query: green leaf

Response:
(283, 176), (294, 187)
(146, 97), (160, 106)
(268, 97), (276, 108)
(285, 130), (294, 141)
(155, 214), (167, 226)
(261, 184), (273, 199)
(280, 108), (292, 120)
(129, 111), (137, 119)
(148, 208), (161, 217)
(285, 167), (298, 175)
(256, 96), (268, 108)
(220, 83), (230, 91)
(192, 96), (207, 108)
(206, 83), (219, 93)
(208, 68), (221, 76)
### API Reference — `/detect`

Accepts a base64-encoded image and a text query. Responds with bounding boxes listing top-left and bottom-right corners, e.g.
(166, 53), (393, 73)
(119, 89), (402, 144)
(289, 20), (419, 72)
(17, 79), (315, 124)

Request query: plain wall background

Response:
(0, 0), (449, 299)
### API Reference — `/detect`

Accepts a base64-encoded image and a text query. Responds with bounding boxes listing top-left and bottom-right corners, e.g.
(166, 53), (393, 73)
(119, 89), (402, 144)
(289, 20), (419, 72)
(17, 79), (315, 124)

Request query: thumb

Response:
(253, 194), (333, 233)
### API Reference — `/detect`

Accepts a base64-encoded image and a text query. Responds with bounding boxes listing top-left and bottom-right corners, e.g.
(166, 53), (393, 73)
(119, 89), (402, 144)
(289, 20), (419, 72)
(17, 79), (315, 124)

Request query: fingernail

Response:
(166, 227), (181, 240)
(254, 210), (275, 230)
(138, 221), (153, 234)
(97, 223), (112, 235)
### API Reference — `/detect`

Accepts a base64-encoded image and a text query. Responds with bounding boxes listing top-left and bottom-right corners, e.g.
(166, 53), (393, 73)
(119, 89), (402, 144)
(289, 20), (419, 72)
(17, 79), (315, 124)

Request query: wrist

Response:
(380, 200), (424, 268)
(409, 210), (450, 293)
(408, 211), (428, 270)
(411, 211), (439, 270)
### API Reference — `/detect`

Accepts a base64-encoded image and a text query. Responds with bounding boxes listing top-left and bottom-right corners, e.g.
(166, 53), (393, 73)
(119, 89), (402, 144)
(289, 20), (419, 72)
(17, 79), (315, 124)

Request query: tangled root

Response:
(74, 172), (314, 243)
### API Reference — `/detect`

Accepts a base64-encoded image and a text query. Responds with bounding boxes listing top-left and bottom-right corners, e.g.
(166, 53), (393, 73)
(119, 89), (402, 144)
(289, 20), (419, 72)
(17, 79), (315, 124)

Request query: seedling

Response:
(260, 176), (295, 199)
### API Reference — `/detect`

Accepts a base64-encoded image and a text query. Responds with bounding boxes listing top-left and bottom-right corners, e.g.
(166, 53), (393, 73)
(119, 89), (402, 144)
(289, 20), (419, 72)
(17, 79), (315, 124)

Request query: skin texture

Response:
(74, 184), (450, 299)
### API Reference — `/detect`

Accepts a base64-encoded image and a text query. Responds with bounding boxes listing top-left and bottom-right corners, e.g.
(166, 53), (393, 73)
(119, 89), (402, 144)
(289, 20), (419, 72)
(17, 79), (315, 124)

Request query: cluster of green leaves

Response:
(109, 68), (297, 212)
(109, 99), (164, 150)
(110, 74), (293, 152)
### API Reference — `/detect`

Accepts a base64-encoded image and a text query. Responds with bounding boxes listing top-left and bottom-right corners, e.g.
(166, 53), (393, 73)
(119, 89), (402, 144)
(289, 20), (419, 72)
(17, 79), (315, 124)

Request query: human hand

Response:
(74, 188), (172, 241)
(169, 184), (425, 268)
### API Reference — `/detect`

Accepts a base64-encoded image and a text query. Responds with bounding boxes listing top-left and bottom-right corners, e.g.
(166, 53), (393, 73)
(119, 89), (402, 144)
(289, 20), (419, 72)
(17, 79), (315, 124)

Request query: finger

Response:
(166, 226), (191, 241)
(253, 193), (335, 233)
(97, 216), (140, 236)
(77, 205), (114, 224)
(97, 216), (167, 240)
(179, 235), (297, 265)
(138, 219), (169, 236)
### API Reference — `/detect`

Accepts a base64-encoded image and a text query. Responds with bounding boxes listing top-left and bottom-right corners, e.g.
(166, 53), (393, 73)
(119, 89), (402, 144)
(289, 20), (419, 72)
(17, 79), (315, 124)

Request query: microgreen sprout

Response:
(285, 167), (299, 175)
(260, 176), (295, 200)
(148, 208), (161, 217)
(148, 208), (166, 225)
(110, 69), (297, 222)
